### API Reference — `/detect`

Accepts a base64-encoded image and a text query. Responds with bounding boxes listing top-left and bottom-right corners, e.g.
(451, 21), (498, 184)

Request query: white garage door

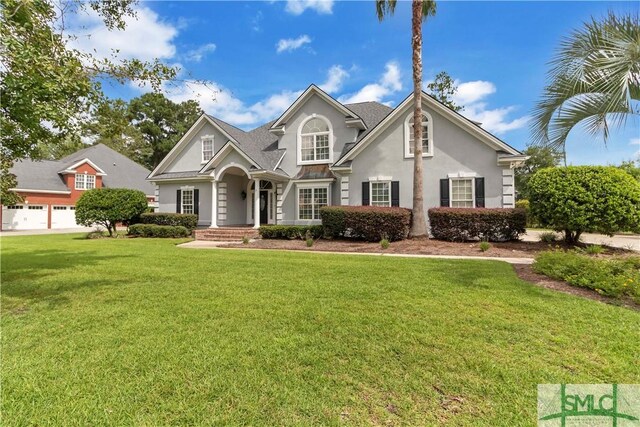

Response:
(51, 205), (79, 229)
(2, 205), (48, 230)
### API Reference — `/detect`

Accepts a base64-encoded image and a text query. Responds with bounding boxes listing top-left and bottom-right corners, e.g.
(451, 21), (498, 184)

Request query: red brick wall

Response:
(1, 162), (104, 230)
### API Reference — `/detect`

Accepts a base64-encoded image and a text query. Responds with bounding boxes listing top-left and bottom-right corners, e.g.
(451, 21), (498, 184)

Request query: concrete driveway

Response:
(0, 227), (95, 237)
(523, 230), (640, 252)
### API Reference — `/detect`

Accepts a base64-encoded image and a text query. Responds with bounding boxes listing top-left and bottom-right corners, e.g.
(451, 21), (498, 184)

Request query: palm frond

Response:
(375, 0), (396, 21)
(531, 12), (640, 148)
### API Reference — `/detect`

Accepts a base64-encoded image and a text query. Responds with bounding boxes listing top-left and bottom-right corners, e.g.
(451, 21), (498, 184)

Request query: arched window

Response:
(404, 112), (433, 158)
(298, 116), (332, 164)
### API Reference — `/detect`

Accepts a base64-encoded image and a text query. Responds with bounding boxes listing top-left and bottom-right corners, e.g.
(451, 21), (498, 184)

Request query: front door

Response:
(259, 190), (268, 224)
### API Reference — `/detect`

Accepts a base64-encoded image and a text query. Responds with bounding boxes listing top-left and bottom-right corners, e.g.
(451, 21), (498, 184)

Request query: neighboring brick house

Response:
(1, 144), (156, 230)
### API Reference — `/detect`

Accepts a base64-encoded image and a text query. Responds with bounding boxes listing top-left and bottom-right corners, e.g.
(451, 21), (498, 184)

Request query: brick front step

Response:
(194, 227), (260, 242)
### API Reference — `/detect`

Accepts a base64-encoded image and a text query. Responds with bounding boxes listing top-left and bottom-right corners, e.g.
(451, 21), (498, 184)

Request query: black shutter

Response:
(176, 189), (181, 213)
(475, 178), (485, 208)
(194, 189), (200, 216)
(391, 181), (400, 207)
(362, 182), (370, 206)
(440, 179), (450, 207)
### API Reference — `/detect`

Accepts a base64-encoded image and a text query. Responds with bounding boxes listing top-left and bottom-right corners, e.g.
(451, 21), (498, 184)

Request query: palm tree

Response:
(532, 13), (639, 165)
(376, 0), (436, 238)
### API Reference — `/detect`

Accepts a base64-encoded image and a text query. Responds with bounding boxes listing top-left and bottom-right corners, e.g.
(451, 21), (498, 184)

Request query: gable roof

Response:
(335, 91), (522, 166)
(10, 144), (155, 195)
(269, 84), (364, 130)
(59, 144), (156, 195)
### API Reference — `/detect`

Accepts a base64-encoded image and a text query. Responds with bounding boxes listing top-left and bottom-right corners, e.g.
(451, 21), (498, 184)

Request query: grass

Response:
(2, 235), (639, 426)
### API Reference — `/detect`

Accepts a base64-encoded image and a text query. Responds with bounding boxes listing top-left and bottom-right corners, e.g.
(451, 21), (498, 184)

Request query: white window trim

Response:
(369, 180), (392, 207)
(449, 177), (475, 208)
(74, 173), (95, 190)
(296, 183), (331, 221)
(201, 135), (215, 164)
(404, 112), (434, 158)
(180, 186), (195, 214)
(297, 114), (334, 166)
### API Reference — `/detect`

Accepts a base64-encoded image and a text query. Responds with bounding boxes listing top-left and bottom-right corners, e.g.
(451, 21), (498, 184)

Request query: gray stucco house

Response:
(147, 85), (526, 228)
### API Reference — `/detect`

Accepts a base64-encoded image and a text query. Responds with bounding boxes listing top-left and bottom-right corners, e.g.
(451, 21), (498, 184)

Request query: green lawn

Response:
(2, 235), (639, 426)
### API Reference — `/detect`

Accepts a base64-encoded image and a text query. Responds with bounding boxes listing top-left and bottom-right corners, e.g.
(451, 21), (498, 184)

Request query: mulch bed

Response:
(226, 238), (633, 259)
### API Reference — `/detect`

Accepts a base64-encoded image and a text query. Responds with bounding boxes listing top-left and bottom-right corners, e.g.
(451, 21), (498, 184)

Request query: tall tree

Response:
(128, 93), (203, 169)
(426, 71), (463, 111)
(376, 0), (436, 238)
(514, 146), (562, 200)
(0, 0), (177, 203)
(532, 13), (640, 164)
(83, 99), (150, 166)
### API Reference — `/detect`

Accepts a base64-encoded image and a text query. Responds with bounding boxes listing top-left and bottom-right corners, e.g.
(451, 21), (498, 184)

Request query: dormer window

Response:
(298, 116), (332, 164)
(202, 135), (214, 163)
(404, 112), (433, 158)
(75, 173), (95, 190)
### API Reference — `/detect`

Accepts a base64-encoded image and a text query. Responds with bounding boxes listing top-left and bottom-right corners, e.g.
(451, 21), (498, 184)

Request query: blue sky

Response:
(73, 0), (640, 165)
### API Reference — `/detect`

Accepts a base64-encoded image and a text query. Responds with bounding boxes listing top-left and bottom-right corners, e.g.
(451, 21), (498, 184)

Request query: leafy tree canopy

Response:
(426, 71), (463, 112)
(0, 0), (178, 203)
(515, 145), (563, 200)
(75, 188), (148, 236)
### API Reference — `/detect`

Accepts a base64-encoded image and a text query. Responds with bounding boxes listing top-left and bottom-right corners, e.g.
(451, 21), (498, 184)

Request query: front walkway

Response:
(178, 241), (534, 265)
(523, 230), (640, 252)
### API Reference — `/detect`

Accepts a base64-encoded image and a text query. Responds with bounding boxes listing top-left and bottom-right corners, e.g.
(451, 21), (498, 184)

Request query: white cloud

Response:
(68, 6), (178, 62)
(423, 75), (527, 135)
(184, 43), (216, 62)
(320, 65), (349, 94)
(276, 35), (312, 53)
(453, 81), (496, 105)
(284, 0), (334, 15)
(339, 61), (403, 104)
(462, 103), (529, 134)
(631, 137), (640, 158)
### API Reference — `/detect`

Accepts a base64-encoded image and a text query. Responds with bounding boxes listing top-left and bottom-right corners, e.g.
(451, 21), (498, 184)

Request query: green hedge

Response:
(533, 251), (640, 303)
(128, 224), (191, 238)
(140, 213), (198, 231)
(259, 225), (323, 240)
(320, 206), (411, 242)
(428, 208), (527, 242)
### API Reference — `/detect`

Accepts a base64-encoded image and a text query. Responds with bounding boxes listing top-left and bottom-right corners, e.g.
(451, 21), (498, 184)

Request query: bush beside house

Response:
(428, 208), (526, 242)
(139, 213), (198, 231)
(528, 166), (640, 243)
(75, 188), (148, 236)
(128, 224), (190, 238)
(320, 206), (411, 242)
(259, 225), (323, 240)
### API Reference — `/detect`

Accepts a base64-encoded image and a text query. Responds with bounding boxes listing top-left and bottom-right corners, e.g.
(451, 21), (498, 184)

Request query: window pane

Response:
(302, 118), (329, 134)
(182, 190), (194, 214)
(451, 179), (473, 208)
(202, 138), (214, 161)
(315, 134), (329, 160)
(75, 174), (85, 190)
(298, 188), (313, 220)
(408, 114), (430, 155)
(371, 182), (390, 207)
(313, 188), (328, 219)
(86, 175), (96, 189)
(301, 135), (315, 161)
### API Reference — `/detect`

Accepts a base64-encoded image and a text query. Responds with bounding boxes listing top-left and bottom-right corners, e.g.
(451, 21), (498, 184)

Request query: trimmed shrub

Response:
(479, 241), (491, 252)
(380, 238), (390, 250)
(515, 199), (538, 227)
(529, 166), (640, 243)
(75, 188), (148, 236)
(128, 224), (190, 238)
(140, 212), (198, 231)
(259, 225), (323, 240)
(533, 251), (640, 303)
(428, 208), (526, 242)
(320, 206), (411, 242)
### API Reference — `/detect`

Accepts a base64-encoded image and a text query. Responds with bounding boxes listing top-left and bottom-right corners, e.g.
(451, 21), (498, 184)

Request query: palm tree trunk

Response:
(410, 0), (427, 238)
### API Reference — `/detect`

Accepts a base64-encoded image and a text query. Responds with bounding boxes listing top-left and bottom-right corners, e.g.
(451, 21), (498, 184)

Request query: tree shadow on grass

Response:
(1, 249), (129, 311)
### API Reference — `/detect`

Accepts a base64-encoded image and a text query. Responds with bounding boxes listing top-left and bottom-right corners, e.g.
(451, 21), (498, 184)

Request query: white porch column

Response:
(276, 183), (283, 224)
(209, 181), (218, 228)
(502, 168), (515, 208)
(340, 175), (350, 206)
(253, 178), (260, 228)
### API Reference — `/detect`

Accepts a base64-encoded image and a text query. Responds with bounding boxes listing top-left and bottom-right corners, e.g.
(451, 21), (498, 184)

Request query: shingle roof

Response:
(10, 159), (70, 192)
(203, 101), (391, 171)
(59, 144), (156, 195)
(151, 171), (202, 180)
